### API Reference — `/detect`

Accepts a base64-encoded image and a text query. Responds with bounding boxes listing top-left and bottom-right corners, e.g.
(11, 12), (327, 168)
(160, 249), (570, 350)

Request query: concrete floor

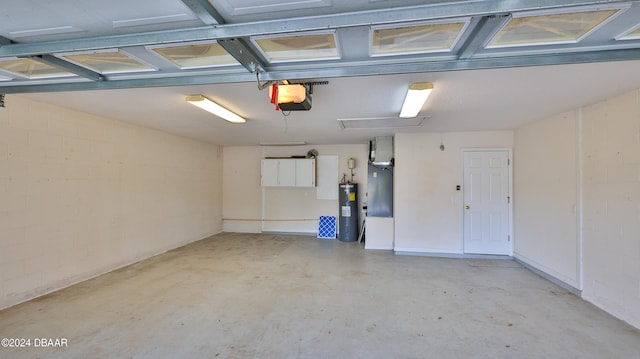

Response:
(0, 233), (639, 359)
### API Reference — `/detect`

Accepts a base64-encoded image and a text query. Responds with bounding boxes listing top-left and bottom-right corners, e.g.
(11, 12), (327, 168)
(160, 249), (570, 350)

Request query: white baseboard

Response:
(393, 247), (462, 256)
(513, 254), (581, 295)
(261, 230), (316, 236)
(364, 244), (393, 250)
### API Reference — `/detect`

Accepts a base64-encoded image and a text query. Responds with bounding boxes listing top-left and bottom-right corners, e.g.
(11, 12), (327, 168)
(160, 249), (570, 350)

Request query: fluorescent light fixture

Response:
(399, 82), (433, 118)
(259, 141), (307, 146)
(186, 95), (246, 123)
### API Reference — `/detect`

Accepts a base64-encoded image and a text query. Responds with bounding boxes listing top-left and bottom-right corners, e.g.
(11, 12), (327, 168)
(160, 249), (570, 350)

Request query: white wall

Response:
(394, 131), (514, 253)
(221, 146), (264, 233)
(581, 89), (640, 329)
(513, 88), (640, 329)
(514, 111), (580, 289)
(222, 144), (367, 234)
(0, 95), (223, 310)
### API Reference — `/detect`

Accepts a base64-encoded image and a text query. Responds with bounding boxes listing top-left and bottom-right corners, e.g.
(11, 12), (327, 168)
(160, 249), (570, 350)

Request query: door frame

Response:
(461, 148), (513, 256)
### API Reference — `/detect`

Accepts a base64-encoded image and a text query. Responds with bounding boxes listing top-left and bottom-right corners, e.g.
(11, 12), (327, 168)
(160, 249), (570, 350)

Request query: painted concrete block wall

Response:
(0, 95), (223, 310)
(221, 146), (264, 233)
(581, 89), (640, 329)
(513, 111), (580, 289)
(222, 144), (367, 234)
(513, 88), (640, 329)
(394, 131), (513, 253)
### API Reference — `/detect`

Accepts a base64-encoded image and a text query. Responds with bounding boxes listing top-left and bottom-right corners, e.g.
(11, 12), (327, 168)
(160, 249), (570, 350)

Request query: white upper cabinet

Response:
(261, 159), (316, 187)
(278, 159), (297, 187)
(295, 159), (316, 187)
(261, 159), (280, 187)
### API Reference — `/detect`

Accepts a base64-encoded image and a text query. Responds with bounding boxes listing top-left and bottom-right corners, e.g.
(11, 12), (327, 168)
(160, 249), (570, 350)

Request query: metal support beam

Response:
(180, 0), (225, 25)
(458, 14), (511, 60)
(261, 48), (640, 80)
(217, 38), (265, 72)
(0, 0), (630, 57)
(181, 0), (265, 72)
(3, 47), (640, 94)
(32, 55), (105, 82)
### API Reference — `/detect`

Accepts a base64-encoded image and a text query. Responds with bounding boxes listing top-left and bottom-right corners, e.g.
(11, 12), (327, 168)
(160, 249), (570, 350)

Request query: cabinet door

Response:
(295, 159), (316, 187)
(278, 160), (296, 186)
(261, 160), (279, 186)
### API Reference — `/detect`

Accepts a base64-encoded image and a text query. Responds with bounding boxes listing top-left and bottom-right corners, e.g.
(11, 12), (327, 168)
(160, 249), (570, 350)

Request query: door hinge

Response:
(507, 196), (511, 203)
(507, 159), (510, 166)
(508, 235), (511, 242)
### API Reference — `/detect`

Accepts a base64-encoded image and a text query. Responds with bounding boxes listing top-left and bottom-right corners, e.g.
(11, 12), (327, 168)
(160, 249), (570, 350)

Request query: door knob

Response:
(465, 205), (470, 210)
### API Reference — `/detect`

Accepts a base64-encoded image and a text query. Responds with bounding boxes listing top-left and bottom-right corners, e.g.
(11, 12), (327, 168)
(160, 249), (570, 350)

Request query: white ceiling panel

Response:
(0, 58), (74, 79)
(56, 50), (156, 74)
(149, 41), (238, 69)
(8, 26), (85, 39)
(371, 20), (469, 56)
(617, 23), (640, 39)
(214, 0), (332, 16)
(487, 7), (621, 48)
(211, 0), (449, 22)
(112, 14), (197, 29)
(0, 0), (202, 42)
(252, 32), (339, 63)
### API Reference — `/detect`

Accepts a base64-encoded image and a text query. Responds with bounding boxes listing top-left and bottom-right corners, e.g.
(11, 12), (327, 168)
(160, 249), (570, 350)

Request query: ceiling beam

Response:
(31, 55), (105, 82)
(180, 0), (225, 25)
(217, 38), (265, 72)
(3, 47), (640, 94)
(179, 0), (266, 72)
(0, 0), (630, 58)
(458, 14), (511, 60)
(263, 48), (640, 79)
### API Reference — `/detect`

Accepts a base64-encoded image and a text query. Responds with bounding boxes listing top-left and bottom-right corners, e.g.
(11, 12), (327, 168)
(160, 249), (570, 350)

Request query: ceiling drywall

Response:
(2, 0), (640, 145)
(17, 59), (640, 145)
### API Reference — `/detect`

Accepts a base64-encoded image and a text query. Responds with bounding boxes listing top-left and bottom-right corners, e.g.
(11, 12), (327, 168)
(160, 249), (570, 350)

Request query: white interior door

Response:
(463, 150), (511, 255)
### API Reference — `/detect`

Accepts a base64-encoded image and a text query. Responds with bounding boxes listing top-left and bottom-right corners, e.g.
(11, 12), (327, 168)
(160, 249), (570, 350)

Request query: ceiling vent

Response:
(337, 117), (426, 130)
